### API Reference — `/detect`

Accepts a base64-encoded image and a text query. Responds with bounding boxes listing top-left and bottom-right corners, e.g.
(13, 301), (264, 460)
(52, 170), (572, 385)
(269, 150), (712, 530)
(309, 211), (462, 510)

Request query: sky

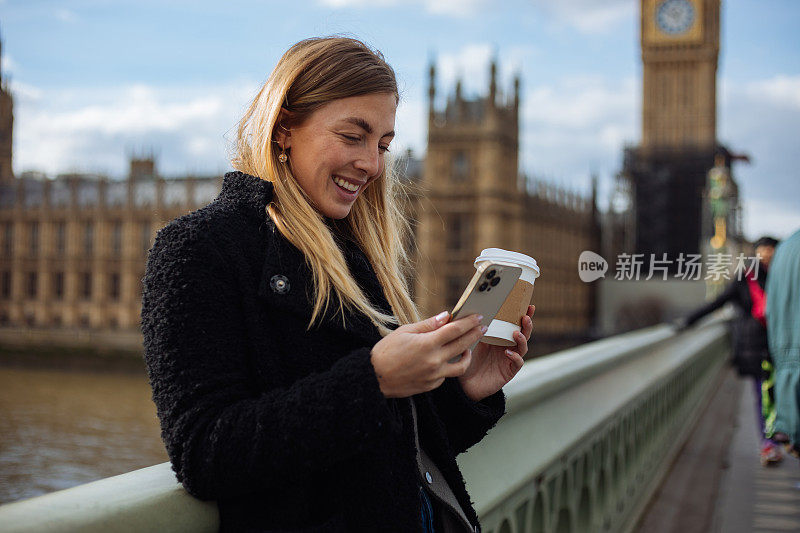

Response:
(1, 0), (798, 240)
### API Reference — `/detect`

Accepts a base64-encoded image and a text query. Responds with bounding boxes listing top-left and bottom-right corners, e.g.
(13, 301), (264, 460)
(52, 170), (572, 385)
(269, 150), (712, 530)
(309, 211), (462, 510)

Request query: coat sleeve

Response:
(141, 221), (402, 500)
(429, 377), (505, 455)
(685, 279), (740, 327)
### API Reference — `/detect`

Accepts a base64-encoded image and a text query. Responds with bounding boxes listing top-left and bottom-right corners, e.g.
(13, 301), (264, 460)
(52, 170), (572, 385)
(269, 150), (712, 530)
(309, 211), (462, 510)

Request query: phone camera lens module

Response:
(478, 282), (489, 292)
(490, 277), (501, 287)
(486, 269), (496, 279)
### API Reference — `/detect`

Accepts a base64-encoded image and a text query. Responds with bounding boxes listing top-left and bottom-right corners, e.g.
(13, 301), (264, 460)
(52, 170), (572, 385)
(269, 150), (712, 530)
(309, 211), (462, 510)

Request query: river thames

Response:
(0, 365), (168, 504)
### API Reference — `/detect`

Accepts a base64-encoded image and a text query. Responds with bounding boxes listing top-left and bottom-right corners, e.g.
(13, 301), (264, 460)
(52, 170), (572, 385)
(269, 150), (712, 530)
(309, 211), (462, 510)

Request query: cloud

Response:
(422, 42), (638, 195)
(424, 0), (488, 17)
(741, 198), (800, 241)
(318, 0), (488, 17)
(13, 81), (259, 177)
(429, 43), (535, 104)
(532, 0), (634, 34)
(1, 53), (18, 76)
(317, 0), (631, 24)
(318, 0), (396, 7)
(520, 75), (638, 189)
(8, 80), (44, 102)
(435, 43), (494, 95)
(54, 8), (79, 23)
(745, 74), (800, 110)
(720, 74), (800, 240)
(12, 78), (429, 178)
(394, 98), (426, 155)
(32, 85), (222, 135)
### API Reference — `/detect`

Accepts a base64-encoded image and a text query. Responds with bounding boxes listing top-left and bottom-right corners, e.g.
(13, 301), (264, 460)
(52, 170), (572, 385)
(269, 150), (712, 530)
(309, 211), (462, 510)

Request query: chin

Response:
(324, 205), (353, 220)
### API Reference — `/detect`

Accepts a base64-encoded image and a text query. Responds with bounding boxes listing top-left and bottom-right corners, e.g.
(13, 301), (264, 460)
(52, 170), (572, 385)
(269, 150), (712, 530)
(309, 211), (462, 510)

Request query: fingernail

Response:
(435, 311), (449, 324)
(476, 315), (484, 323)
(505, 349), (515, 357)
(480, 325), (488, 334)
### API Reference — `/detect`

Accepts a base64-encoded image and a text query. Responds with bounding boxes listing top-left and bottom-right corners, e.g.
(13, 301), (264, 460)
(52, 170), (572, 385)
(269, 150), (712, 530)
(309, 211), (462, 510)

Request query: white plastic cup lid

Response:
(474, 248), (540, 283)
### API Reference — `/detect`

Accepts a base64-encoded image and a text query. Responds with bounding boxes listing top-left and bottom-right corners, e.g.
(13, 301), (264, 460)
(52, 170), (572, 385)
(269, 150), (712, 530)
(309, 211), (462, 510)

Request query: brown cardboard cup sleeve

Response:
(481, 279), (535, 347)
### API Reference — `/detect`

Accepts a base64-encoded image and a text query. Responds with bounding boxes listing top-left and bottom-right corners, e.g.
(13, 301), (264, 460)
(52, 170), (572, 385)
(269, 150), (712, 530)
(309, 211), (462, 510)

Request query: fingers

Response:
(442, 349), (473, 378)
(523, 305), (534, 334)
(431, 314), (483, 346)
(405, 310), (451, 333)
(505, 349), (525, 372)
(506, 305), (534, 358)
(441, 322), (486, 360)
(513, 330), (528, 357)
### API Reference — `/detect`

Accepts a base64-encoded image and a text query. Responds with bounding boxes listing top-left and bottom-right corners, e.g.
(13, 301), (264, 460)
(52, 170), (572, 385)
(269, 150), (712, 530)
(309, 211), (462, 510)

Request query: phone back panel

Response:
(451, 262), (523, 330)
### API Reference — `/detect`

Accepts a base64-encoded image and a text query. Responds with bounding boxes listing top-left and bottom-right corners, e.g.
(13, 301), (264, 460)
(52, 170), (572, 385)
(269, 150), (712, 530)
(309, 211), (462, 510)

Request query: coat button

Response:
(425, 472), (432, 484)
(270, 275), (290, 294)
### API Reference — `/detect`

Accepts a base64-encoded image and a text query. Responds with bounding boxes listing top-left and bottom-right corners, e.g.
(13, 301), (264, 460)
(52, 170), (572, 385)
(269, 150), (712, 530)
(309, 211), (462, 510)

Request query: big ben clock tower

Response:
(642, 0), (718, 149)
(622, 0), (741, 263)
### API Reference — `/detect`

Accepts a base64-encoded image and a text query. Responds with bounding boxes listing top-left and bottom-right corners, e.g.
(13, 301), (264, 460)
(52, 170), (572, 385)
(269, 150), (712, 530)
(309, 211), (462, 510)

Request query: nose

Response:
(354, 145), (382, 178)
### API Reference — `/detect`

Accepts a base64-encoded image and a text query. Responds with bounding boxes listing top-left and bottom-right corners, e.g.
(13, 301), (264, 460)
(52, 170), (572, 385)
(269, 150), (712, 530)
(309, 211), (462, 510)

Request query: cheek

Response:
(318, 142), (352, 171)
(293, 140), (332, 183)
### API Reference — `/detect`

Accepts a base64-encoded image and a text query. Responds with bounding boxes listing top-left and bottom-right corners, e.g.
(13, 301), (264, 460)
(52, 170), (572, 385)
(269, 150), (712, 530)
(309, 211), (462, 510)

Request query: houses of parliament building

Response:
(0, 36), (601, 353)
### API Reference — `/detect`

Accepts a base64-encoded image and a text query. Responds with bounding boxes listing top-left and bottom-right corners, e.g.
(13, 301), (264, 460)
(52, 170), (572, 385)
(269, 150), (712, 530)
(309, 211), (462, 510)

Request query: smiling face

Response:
(280, 92), (397, 220)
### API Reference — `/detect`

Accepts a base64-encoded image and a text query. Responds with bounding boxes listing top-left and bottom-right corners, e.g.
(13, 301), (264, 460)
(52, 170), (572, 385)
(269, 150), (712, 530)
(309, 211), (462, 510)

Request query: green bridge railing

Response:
(0, 319), (729, 533)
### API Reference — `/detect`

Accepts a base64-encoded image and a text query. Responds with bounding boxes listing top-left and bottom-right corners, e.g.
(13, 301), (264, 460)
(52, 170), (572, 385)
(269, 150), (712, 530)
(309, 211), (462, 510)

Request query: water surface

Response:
(0, 366), (168, 504)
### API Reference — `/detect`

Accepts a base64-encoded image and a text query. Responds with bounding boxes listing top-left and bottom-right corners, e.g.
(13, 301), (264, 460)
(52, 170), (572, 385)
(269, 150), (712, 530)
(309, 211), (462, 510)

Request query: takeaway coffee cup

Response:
(474, 248), (540, 347)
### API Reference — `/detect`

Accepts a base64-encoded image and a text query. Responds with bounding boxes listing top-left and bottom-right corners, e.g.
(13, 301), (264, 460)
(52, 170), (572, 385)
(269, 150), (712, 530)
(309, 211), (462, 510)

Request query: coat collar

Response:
(220, 172), (387, 346)
(218, 171), (276, 221)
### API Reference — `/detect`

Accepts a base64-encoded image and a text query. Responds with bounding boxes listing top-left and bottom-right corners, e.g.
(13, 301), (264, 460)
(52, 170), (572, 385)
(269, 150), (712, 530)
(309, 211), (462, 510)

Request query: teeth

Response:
(333, 176), (359, 192)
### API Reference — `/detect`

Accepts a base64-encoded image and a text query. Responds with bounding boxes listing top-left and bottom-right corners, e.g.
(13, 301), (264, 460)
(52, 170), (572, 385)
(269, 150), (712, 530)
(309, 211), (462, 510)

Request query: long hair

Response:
(232, 37), (420, 335)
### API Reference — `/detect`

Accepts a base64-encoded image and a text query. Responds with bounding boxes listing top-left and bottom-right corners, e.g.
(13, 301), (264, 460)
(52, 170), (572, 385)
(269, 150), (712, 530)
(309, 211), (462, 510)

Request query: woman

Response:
(681, 236), (780, 465)
(142, 37), (534, 533)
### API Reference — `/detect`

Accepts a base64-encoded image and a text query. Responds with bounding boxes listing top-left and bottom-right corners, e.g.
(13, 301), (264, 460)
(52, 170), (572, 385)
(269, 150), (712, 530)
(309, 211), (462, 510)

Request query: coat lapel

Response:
(256, 211), (386, 347)
(216, 171), (387, 344)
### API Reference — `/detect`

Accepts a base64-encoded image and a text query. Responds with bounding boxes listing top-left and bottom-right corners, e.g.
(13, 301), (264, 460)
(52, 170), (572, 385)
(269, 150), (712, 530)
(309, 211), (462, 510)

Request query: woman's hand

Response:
(371, 312), (487, 398)
(458, 305), (535, 402)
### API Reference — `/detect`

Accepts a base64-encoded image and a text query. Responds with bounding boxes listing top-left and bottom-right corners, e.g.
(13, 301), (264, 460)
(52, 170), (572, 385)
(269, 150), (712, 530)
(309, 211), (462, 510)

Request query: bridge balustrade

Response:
(0, 319), (730, 533)
(463, 319), (729, 533)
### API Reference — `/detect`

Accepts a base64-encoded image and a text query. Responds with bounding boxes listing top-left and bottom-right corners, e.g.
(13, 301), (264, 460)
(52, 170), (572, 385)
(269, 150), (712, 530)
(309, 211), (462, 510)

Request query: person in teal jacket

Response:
(765, 228), (800, 457)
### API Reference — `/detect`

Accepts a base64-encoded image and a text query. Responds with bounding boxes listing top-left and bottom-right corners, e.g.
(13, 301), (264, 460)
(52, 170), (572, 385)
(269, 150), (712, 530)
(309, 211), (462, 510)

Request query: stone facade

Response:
(0, 159), (220, 329)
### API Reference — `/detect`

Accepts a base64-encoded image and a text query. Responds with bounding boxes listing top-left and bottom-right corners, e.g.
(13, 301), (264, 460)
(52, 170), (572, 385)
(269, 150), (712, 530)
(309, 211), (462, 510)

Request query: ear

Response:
(274, 107), (293, 149)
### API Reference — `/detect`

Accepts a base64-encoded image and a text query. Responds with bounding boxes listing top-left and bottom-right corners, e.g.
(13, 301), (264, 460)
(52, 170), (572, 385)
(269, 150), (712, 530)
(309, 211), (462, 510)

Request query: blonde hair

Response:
(232, 37), (420, 335)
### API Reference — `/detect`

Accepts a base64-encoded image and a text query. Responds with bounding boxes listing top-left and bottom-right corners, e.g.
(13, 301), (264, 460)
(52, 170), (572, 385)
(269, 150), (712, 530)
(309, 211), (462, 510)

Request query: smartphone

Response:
(448, 261), (523, 362)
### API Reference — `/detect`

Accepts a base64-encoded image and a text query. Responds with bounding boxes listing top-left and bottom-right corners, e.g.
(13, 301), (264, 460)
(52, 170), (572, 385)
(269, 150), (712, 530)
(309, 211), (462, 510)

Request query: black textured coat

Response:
(141, 171), (505, 532)
(685, 270), (770, 377)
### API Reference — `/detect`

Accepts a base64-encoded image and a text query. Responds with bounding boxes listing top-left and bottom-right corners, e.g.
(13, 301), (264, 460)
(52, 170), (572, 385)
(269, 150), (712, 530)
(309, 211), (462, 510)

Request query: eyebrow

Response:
(343, 117), (395, 138)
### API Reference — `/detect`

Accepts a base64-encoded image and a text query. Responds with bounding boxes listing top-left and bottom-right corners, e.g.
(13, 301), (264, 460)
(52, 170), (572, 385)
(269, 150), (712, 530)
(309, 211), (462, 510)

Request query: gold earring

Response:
(278, 148), (288, 164)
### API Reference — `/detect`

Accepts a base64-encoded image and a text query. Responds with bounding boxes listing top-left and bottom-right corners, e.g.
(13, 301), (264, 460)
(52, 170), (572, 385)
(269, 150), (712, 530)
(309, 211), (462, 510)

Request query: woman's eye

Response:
(379, 145), (391, 153)
(341, 134), (361, 143)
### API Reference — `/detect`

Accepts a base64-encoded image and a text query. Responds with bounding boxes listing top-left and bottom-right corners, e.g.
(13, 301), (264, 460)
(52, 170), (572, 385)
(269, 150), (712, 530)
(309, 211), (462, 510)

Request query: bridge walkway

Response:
(715, 371), (800, 532)
(637, 366), (800, 533)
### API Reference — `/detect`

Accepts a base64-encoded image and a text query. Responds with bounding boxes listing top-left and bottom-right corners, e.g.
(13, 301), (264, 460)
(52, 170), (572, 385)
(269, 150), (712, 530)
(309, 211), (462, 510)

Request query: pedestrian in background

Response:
(766, 228), (800, 459)
(680, 236), (781, 465)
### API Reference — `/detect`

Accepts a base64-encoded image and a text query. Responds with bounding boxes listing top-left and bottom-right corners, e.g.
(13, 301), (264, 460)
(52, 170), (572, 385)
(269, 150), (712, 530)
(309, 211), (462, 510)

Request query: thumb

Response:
(405, 310), (450, 333)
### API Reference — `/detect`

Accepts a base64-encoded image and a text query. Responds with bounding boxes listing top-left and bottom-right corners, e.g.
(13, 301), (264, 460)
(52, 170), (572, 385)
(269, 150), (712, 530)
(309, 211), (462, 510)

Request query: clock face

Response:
(656, 0), (695, 35)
